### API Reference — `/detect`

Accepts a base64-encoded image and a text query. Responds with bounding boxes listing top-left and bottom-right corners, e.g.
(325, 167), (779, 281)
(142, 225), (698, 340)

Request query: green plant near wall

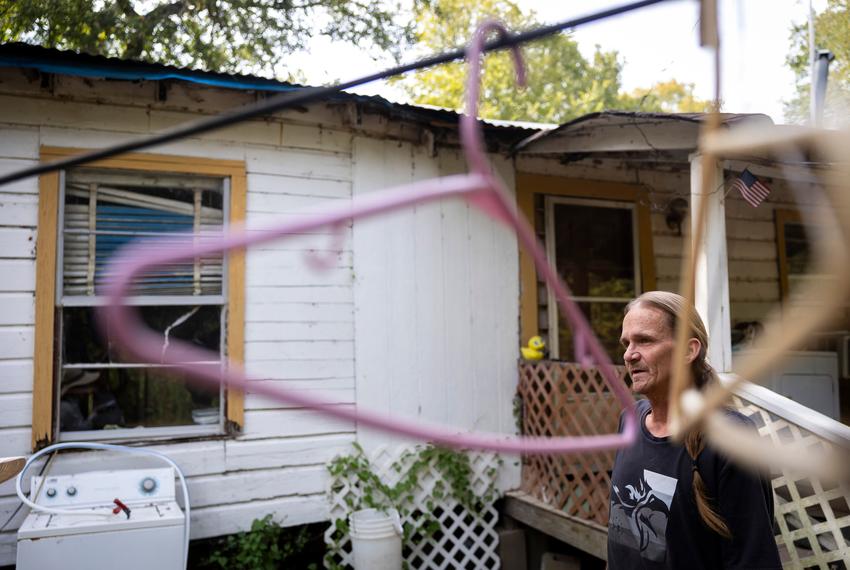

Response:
(201, 514), (317, 570)
(325, 443), (502, 569)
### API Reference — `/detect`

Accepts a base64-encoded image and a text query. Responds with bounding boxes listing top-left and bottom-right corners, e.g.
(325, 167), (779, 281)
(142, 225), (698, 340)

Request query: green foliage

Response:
(327, 442), (500, 515)
(512, 392), (524, 435)
(0, 0), (419, 76)
(202, 514), (317, 570)
(395, 0), (710, 123)
(784, 0), (850, 125)
(394, 0), (620, 123)
(617, 79), (712, 114)
(325, 443), (502, 567)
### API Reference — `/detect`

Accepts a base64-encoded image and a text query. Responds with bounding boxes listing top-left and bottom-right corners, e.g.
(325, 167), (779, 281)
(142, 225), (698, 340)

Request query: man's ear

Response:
(686, 338), (702, 364)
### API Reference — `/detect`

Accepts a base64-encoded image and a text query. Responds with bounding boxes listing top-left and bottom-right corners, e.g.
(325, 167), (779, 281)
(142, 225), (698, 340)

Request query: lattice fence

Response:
(517, 360), (626, 526)
(517, 360), (850, 570)
(733, 394), (850, 570)
(324, 445), (501, 569)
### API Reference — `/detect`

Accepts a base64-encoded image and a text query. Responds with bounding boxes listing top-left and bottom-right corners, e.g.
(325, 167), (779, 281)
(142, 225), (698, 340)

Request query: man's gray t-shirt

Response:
(607, 399), (781, 569)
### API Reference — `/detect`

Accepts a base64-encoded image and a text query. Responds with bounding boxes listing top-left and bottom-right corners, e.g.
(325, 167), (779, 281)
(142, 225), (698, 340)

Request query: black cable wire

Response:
(0, 0), (673, 187)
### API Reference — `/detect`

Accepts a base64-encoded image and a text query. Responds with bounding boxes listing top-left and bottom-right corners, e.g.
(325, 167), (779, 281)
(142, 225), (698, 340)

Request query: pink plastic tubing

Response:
(98, 21), (637, 455)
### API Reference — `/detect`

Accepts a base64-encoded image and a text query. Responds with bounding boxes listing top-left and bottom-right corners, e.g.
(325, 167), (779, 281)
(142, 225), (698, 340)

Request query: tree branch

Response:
(141, 1), (187, 23)
(123, 1), (187, 59)
(113, 0), (142, 21)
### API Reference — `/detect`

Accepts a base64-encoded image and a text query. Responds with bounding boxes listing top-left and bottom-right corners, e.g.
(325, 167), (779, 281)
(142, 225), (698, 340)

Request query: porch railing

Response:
(517, 360), (850, 569)
(728, 377), (850, 569)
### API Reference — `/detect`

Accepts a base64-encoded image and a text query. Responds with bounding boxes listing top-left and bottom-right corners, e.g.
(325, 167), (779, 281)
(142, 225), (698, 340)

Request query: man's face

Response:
(620, 304), (676, 399)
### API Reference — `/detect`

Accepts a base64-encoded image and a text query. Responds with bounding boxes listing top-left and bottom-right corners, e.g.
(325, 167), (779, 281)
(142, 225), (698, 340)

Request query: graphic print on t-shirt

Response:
(609, 469), (678, 563)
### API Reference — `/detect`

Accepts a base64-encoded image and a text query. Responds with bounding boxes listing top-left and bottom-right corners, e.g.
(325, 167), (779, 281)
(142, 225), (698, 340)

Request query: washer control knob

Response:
(66, 486), (77, 497)
(46, 488), (57, 498)
(141, 477), (157, 494)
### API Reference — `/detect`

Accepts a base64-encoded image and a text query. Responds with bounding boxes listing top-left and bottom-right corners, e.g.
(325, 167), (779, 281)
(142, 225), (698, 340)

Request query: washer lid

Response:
(18, 501), (184, 540)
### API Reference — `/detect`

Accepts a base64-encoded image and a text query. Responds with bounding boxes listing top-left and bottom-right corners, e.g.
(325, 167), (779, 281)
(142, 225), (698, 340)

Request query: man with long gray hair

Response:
(607, 291), (780, 569)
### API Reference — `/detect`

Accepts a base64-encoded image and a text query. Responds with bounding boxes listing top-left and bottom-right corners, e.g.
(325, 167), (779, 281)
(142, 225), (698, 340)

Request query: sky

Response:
(286, 0), (827, 125)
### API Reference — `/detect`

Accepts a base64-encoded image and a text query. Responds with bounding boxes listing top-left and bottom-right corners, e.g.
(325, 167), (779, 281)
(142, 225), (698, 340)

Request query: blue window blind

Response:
(62, 172), (224, 297)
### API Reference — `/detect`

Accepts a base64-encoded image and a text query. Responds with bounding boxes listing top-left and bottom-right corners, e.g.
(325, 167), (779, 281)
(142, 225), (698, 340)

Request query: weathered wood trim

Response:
(637, 202), (657, 291)
(515, 173), (656, 344)
(34, 147), (247, 447)
(774, 208), (801, 300)
(504, 491), (608, 561)
(32, 170), (60, 450)
(516, 177), (538, 346)
(226, 169), (247, 431)
(40, 146), (246, 176)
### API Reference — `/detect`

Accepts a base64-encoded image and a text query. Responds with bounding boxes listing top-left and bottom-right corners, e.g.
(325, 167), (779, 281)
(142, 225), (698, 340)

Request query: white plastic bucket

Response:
(349, 508), (403, 570)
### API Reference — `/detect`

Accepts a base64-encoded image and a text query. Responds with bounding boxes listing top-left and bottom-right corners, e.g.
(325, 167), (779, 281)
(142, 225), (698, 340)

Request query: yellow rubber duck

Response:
(521, 336), (546, 360)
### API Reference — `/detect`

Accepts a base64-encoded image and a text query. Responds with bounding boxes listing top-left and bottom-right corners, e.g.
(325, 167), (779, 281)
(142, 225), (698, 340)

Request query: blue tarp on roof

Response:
(0, 42), (299, 92)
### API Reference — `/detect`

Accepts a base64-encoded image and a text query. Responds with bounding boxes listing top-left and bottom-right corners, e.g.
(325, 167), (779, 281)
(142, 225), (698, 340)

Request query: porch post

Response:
(689, 153), (733, 372)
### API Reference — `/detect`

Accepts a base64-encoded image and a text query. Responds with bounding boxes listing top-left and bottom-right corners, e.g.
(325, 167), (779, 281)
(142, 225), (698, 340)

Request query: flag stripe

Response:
(731, 169), (770, 208)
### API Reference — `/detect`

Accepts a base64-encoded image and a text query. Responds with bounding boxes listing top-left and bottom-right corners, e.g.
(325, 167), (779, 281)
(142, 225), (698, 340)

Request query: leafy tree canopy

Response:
(618, 80), (712, 115)
(785, 0), (850, 125)
(394, 0), (710, 124)
(0, 0), (417, 76)
(2, 0), (711, 122)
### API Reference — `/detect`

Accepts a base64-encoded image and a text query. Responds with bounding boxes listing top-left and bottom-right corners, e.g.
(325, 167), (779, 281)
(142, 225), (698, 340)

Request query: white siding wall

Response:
(0, 73), (524, 564)
(0, 84), (357, 564)
(351, 139), (521, 490)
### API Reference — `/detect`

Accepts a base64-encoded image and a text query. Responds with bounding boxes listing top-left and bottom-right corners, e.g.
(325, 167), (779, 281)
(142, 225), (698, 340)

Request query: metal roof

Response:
(0, 44), (790, 156)
(513, 111), (774, 155)
(0, 42), (538, 133)
(408, 102), (558, 130)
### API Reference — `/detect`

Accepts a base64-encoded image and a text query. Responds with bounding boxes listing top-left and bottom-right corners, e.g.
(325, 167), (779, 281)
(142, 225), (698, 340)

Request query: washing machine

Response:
(16, 467), (185, 570)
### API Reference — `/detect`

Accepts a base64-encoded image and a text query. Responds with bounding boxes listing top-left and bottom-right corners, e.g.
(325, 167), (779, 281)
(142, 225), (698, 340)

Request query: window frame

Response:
(543, 195), (642, 359)
(516, 173), (656, 354)
(775, 208), (803, 300)
(34, 147), (246, 450)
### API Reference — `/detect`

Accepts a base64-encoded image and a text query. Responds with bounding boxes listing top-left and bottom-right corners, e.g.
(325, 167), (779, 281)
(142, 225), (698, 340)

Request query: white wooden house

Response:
(0, 42), (532, 564)
(0, 42), (846, 565)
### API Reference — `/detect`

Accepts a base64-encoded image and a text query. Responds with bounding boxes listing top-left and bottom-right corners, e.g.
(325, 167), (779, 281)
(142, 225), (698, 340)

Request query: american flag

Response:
(731, 168), (771, 207)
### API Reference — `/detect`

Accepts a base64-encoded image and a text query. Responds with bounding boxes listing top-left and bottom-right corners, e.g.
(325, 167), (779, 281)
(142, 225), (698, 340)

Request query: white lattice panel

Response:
(324, 446), (501, 569)
(733, 395), (850, 570)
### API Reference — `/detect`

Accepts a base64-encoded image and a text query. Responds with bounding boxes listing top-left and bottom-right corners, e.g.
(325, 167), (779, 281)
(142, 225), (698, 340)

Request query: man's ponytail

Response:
(686, 347), (731, 538)
(685, 429), (731, 538)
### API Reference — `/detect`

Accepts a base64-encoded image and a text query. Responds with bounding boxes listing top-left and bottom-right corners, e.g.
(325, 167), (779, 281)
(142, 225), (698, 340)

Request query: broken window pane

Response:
(62, 305), (222, 365)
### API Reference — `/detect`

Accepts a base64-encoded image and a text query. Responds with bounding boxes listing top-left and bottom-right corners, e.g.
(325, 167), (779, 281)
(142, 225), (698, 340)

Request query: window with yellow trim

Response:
(34, 149), (245, 447)
(516, 174), (656, 363)
(775, 209), (810, 299)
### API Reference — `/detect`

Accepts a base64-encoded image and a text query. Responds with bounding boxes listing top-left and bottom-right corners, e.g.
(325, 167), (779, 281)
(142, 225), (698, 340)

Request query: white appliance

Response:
(734, 350), (840, 420)
(16, 467), (185, 570)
